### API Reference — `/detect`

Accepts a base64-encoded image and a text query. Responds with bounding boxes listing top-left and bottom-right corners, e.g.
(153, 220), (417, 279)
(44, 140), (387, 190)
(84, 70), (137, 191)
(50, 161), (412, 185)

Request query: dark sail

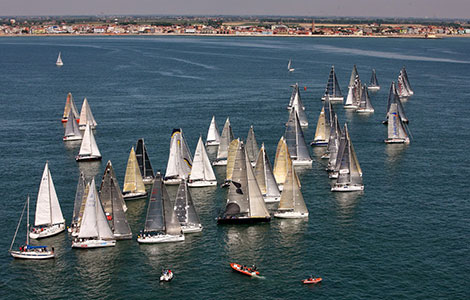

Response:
(144, 175), (165, 232)
(136, 138), (154, 179)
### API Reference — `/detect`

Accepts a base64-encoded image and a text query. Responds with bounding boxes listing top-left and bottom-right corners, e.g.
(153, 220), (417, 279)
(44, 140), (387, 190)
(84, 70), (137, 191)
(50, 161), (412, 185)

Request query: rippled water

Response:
(0, 36), (469, 299)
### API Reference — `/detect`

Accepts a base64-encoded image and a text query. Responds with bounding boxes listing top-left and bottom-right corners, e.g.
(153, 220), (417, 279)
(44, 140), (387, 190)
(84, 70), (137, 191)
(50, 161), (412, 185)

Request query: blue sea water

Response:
(0, 36), (469, 299)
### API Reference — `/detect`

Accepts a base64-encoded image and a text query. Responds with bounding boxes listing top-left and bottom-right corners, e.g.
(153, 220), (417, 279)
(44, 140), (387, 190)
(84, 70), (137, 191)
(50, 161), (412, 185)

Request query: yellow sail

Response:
(314, 107), (326, 141)
(123, 147), (146, 193)
(273, 137), (288, 185)
(226, 139), (240, 181)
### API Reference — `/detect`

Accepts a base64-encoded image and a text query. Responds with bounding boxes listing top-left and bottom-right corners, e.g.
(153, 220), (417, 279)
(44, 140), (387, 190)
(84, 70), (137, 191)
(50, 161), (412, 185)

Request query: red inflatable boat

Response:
(230, 263), (260, 277)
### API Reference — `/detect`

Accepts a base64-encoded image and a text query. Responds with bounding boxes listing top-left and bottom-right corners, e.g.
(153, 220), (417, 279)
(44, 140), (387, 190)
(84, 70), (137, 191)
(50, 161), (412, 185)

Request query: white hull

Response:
(137, 234), (185, 244)
(328, 171), (338, 179)
(311, 140), (328, 147)
(72, 239), (116, 248)
(263, 195), (280, 203)
(63, 135), (82, 141)
(30, 223), (65, 239)
(205, 141), (220, 146)
(212, 159), (227, 166)
(181, 224), (203, 233)
(274, 211), (309, 218)
(356, 108), (374, 113)
(143, 177), (154, 185)
(122, 191), (147, 200)
(79, 125), (96, 130)
(10, 250), (55, 259)
(56, 62), (63, 67)
(188, 180), (217, 187)
(331, 184), (364, 192)
(385, 138), (410, 144)
(300, 121), (308, 127)
(75, 155), (101, 161)
(160, 272), (174, 282)
(322, 96), (343, 102)
(343, 105), (358, 109)
(367, 86), (380, 91)
(163, 178), (183, 185)
(292, 159), (313, 166)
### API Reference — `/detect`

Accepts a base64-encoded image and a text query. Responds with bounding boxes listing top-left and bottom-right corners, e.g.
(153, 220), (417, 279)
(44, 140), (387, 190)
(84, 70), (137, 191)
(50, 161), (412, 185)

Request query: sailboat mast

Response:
(27, 195), (30, 245)
(10, 196), (28, 251)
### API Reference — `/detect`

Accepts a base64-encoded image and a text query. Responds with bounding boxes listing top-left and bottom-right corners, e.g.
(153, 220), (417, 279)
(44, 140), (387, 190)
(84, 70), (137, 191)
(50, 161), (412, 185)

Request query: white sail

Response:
(245, 150), (270, 218)
(284, 110), (312, 165)
(206, 116), (220, 145)
(62, 92), (79, 121)
(288, 83), (300, 109)
(349, 65), (359, 88)
(34, 162), (64, 226)
(78, 123), (101, 157)
(291, 90), (308, 127)
(215, 117), (234, 163)
(78, 178), (114, 239)
(56, 52), (63, 66)
(245, 126), (259, 164)
(254, 143), (280, 201)
(276, 159), (308, 215)
(165, 129), (193, 182)
(79, 98), (97, 129)
(63, 109), (82, 140)
(189, 136), (216, 182)
(386, 103), (410, 143)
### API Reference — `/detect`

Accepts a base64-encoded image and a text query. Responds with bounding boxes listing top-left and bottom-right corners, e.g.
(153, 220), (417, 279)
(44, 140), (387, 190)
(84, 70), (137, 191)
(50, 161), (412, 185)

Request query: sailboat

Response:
(322, 114), (341, 160)
(328, 124), (347, 179)
(72, 178), (116, 248)
(135, 138), (155, 184)
(30, 162), (65, 239)
(288, 59), (294, 72)
(254, 143), (281, 203)
(331, 124), (364, 192)
(287, 83), (300, 110)
(356, 85), (375, 113)
(206, 116), (221, 146)
(274, 159), (308, 218)
(285, 110), (312, 166)
(10, 196), (55, 259)
(348, 65), (359, 88)
(164, 128), (193, 185)
(311, 100), (329, 146)
(63, 109), (82, 141)
(188, 136), (217, 187)
(61, 92), (79, 123)
(321, 66), (343, 101)
(56, 52), (63, 67)
(246, 126), (259, 166)
(385, 103), (410, 144)
(213, 117), (234, 166)
(397, 67), (414, 98)
(224, 138), (241, 187)
(344, 75), (361, 109)
(99, 161), (132, 239)
(68, 172), (87, 237)
(137, 173), (185, 243)
(123, 147), (147, 200)
(368, 69), (380, 91)
(273, 136), (299, 191)
(174, 180), (203, 233)
(76, 123), (102, 161)
(383, 82), (408, 124)
(78, 98), (97, 130)
(217, 142), (271, 224)
(290, 88), (308, 127)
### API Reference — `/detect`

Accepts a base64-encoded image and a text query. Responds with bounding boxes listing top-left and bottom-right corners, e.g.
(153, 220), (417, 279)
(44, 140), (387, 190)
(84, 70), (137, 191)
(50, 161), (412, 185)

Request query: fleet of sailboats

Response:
(72, 178), (116, 248)
(213, 117), (234, 166)
(78, 98), (97, 130)
(188, 136), (217, 187)
(29, 162), (65, 239)
(135, 138), (155, 184)
(174, 180), (203, 233)
(164, 128), (193, 185)
(138, 173), (184, 243)
(122, 147), (147, 200)
(206, 116), (221, 146)
(76, 123), (102, 161)
(322, 66), (343, 101)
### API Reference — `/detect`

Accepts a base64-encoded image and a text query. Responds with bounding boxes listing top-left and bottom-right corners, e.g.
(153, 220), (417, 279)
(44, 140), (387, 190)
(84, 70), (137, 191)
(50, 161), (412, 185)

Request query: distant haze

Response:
(2, 0), (470, 19)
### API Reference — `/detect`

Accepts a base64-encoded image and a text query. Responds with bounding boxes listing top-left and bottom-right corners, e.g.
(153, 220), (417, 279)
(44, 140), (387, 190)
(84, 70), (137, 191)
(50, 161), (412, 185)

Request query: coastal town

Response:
(1, 16), (470, 38)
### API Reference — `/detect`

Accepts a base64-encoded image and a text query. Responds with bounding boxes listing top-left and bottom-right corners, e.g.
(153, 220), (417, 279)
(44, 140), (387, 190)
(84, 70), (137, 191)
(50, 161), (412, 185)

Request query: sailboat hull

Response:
(367, 86), (380, 91)
(113, 233), (133, 240)
(217, 216), (271, 224)
(331, 184), (364, 192)
(205, 141), (220, 146)
(188, 180), (217, 187)
(10, 250), (55, 260)
(321, 96), (343, 102)
(274, 211), (309, 218)
(292, 159), (313, 166)
(72, 239), (116, 248)
(328, 171), (338, 179)
(29, 223), (65, 239)
(310, 140), (328, 147)
(63, 135), (82, 141)
(356, 108), (375, 113)
(122, 191), (147, 200)
(137, 234), (185, 244)
(181, 224), (203, 233)
(385, 138), (410, 144)
(79, 124), (96, 130)
(263, 195), (280, 203)
(212, 159), (228, 166)
(75, 155), (102, 162)
(343, 105), (358, 109)
(163, 178), (184, 185)
(143, 177), (155, 185)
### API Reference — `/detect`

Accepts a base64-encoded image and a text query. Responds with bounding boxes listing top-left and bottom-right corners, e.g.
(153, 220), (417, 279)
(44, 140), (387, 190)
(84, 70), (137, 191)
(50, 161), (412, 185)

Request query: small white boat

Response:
(205, 116), (221, 146)
(76, 123), (102, 161)
(56, 52), (63, 67)
(9, 196), (55, 260)
(30, 162), (66, 239)
(160, 269), (174, 282)
(71, 178), (116, 249)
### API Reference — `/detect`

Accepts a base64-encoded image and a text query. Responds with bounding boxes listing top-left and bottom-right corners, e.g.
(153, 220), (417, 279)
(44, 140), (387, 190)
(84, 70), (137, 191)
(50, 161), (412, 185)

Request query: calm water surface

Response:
(0, 36), (469, 299)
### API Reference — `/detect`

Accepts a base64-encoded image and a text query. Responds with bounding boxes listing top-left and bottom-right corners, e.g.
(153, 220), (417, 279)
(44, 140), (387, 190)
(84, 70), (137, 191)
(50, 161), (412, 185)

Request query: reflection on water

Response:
(311, 146), (327, 161)
(78, 160), (102, 181)
(385, 143), (408, 165)
(276, 218), (309, 247)
(63, 140), (81, 151)
(334, 191), (362, 225)
(224, 225), (270, 258)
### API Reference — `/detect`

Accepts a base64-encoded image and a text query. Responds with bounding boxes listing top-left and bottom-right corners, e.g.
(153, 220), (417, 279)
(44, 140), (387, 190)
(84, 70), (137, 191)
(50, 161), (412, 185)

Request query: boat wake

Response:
(252, 274), (266, 280)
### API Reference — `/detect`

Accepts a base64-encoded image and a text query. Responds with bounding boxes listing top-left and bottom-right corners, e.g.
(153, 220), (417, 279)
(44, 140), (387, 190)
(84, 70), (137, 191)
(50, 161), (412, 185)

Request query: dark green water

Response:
(0, 36), (468, 299)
